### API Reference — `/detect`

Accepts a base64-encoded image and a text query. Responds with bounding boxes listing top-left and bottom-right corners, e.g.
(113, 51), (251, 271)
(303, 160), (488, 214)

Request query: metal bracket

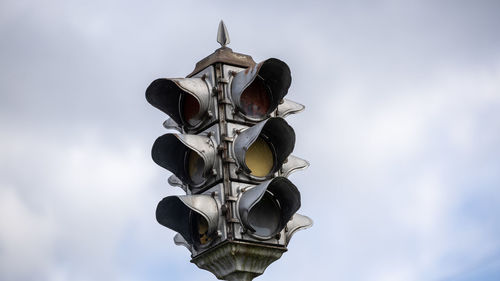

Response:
(227, 218), (240, 223)
(221, 134), (234, 142)
(218, 97), (233, 105)
(218, 77), (229, 84)
(217, 145), (226, 153)
(223, 158), (236, 164)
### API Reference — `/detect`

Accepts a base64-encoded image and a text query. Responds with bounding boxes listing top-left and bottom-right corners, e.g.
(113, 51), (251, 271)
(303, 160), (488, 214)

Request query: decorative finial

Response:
(217, 20), (230, 47)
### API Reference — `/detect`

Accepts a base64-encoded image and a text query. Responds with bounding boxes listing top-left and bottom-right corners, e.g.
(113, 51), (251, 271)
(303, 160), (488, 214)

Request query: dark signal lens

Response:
(240, 78), (270, 118)
(187, 151), (204, 185)
(182, 94), (200, 126)
(248, 192), (280, 237)
(190, 212), (211, 245)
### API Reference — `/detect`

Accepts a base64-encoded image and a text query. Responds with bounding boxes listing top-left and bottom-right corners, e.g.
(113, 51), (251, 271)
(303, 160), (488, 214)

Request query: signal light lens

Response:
(181, 93), (200, 126)
(245, 137), (274, 177)
(240, 77), (271, 118)
(187, 151), (204, 185)
(247, 191), (280, 237)
(190, 212), (212, 245)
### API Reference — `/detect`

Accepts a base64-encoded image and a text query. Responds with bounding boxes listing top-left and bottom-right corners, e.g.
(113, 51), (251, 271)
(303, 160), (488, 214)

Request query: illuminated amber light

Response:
(245, 137), (274, 177)
(187, 151), (204, 184)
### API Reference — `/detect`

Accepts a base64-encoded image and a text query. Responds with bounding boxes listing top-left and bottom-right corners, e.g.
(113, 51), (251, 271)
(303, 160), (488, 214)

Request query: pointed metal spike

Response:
(277, 99), (305, 118)
(217, 20), (230, 47)
(281, 155), (310, 177)
(285, 214), (313, 246)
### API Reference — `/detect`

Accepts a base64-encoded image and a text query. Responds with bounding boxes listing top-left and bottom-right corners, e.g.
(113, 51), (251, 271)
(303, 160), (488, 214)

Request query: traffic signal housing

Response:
(152, 133), (217, 188)
(146, 21), (312, 280)
(230, 58), (291, 121)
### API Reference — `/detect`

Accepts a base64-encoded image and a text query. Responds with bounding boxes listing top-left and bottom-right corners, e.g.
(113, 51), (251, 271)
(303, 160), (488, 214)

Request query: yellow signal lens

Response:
(190, 213), (211, 245)
(197, 216), (210, 245)
(245, 137), (274, 177)
(188, 151), (204, 185)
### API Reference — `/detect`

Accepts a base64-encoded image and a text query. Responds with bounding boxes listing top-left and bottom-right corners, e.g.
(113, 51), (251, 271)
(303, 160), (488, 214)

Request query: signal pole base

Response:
(191, 240), (287, 281)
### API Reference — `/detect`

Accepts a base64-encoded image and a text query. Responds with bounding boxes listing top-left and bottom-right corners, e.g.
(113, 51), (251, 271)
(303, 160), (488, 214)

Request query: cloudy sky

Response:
(1, 0), (500, 280)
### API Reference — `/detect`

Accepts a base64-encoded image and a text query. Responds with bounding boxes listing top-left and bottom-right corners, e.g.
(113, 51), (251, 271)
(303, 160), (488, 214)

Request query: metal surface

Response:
(162, 118), (182, 132)
(191, 240), (286, 281)
(174, 233), (193, 253)
(230, 58), (291, 121)
(156, 195), (219, 245)
(146, 77), (212, 128)
(213, 61), (238, 244)
(189, 47), (255, 77)
(281, 155), (310, 178)
(233, 117), (295, 177)
(237, 177), (301, 239)
(217, 20), (230, 47)
(276, 99), (305, 118)
(151, 133), (216, 186)
(168, 175), (187, 192)
(285, 213), (313, 246)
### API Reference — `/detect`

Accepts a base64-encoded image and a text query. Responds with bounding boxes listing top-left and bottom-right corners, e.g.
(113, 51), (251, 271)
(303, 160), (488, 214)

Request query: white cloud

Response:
(0, 129), (161, 281)
(0, 185), (55, 281)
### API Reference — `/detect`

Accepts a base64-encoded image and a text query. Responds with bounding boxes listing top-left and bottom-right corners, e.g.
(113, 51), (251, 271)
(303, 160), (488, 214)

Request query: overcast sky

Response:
(1, 0), (500, 281)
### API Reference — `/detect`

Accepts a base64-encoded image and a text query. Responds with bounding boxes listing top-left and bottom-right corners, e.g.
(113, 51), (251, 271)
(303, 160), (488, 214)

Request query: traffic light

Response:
(232, 117), (295, 177)
(146, 77), (216, 133)
(156, 194), (219, 248)
(230, 58), (291, 120)
(147, 21), (312, 280)
(151, 133), (217, 187)
(237, 177), (300, 238)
